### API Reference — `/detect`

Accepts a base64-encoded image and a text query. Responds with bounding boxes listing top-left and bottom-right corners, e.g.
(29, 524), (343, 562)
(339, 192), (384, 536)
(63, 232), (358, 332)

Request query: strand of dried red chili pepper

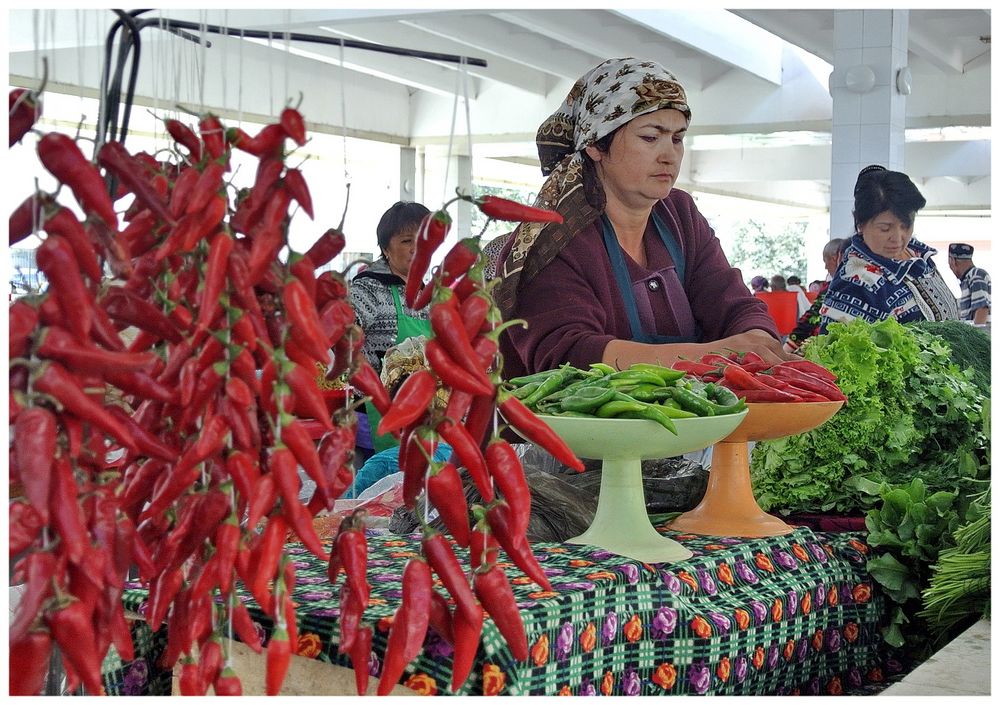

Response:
(97, 141), (175, 225)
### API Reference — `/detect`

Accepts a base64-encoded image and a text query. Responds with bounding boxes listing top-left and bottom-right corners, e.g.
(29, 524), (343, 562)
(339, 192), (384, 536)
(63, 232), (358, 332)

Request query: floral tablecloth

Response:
(112, 523), (901, 696)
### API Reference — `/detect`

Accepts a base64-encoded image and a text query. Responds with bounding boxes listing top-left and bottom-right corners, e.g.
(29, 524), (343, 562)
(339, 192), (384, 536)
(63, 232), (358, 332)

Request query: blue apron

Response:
(600, 212), (701, 344)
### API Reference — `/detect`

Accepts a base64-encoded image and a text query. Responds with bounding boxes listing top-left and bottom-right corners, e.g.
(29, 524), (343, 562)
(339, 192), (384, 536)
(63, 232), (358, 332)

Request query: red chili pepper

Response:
(37, 325), (156, 374)
(9, 551), (57, 645)
(178, 363), (224, 431)
(185, 160), (226, 216)
(213, 666), (242, 696)
(266, 627), (292, 695)
(245, 225), (286, 287)
(459, 292), (491, 340)
(97, 141), (175, 224)
(349, 359), (391, 415)
(47, 599), (106, 694)
(421, 528), (478, 619)
(349, 625), (373, 695)
(194, 232), (234, 333)
(41, 206), (103, 283)
(283, 278), (331, 362)
(32, 362), (136, 451)
(105, 367), (178, 405)
(778, 358), (838, 382)
(722, 363), (775, 391)
(450, 601), (483, 692)
(437, 417), (494, 502)
(305, 227), (346, 268)
(476, 195), (563, 223)
(178, 194), (227, 252)
(37, 132), (117, 227)
(9, 299), (38, 359)
(497, 390), (583, 471)
(405, 210), (452, 307)
(9, 629), (53, 696)
(412, 236), (481, 310)
(377, 370), (437, 436)
(484, 502), (551, 591)
(722, 385), (799, 403)
(178, 659), (204, 696)
(280, 107), (308, 146)
(198, 113), (226, 161)
(283, 167), (313, 218)
(283, 360), (335, 431)
(13, 406), (57, 523)
(9, 191), (51, 245)
(166, 118), (203, 163)
(9, 88), (41, 147)
(279, 418), (327, 495)
(473, 560), (528, 662)
(147, 565), (185, 632)
(426, 339), (494, 396)
(426, 462), (472, 547)
(462, 391), (497, 451)
(314, 270), (347, 307)
(101, 286), (183, 344)
(229, 596), (263, 653)
(35, 234), (93, 342)
(197, 636), (224, 692)
(396, 425), (429, 509)
(272, 449), (331, 561)
(485, 437), (531, 536)
(318, 297), (355, 344)
(377, 558), (433, 695)
(700, 353), (738, 368)
(770, 364), (846, 400)
(328, 509), (370, 602)
(9, 501), (44, 556)
(336, 581), (365, 654)
(430, 291), (494, 384)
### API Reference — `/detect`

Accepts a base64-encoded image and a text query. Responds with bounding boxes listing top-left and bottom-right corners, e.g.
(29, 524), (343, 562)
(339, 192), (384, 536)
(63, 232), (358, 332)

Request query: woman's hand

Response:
(704, 329), (797, 364)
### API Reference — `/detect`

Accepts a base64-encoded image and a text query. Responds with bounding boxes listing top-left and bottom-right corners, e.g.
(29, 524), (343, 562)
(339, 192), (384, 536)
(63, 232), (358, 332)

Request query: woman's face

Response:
(859, 210), (914, 260)
(383, 226), (418, 280)
(585, 108), (688, 209)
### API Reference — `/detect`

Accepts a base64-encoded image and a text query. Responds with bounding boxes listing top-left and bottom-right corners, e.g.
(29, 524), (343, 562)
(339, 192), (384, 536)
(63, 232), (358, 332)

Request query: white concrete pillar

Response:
(829, 9), (909, 239)
(399, 146), (416, 202)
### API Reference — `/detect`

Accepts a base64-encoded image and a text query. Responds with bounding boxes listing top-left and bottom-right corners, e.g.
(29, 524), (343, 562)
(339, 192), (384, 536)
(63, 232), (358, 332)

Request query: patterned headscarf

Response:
(495, 58), (690, 318)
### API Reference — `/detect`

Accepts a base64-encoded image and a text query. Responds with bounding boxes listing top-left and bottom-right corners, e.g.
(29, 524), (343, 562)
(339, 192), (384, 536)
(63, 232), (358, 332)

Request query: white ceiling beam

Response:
(400, 14), (598, 82)
(907, 24), (965, 74)
(317, 22), (549, 96)
(244, 36), (478, 99)
(611, 9), (784, 86)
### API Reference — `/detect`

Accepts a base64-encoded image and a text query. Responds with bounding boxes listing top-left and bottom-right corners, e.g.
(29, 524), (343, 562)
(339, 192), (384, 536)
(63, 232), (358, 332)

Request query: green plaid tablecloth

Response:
(116, 525), (901, 696)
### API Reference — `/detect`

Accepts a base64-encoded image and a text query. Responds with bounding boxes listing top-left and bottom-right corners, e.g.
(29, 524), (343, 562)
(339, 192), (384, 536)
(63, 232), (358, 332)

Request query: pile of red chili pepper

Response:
(8, 94), (371, 696)
(671, 353), (847, 403)
(340, 195), (582, 695)
(9, 87), (583, 696)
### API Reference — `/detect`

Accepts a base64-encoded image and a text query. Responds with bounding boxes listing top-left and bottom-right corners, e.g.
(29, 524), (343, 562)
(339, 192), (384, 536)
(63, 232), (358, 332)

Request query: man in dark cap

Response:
(948, 243), (991, 324)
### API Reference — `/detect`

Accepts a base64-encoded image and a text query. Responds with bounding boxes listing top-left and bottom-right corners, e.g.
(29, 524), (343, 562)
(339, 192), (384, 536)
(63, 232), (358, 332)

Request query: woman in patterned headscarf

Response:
(493, 58), (790, 377)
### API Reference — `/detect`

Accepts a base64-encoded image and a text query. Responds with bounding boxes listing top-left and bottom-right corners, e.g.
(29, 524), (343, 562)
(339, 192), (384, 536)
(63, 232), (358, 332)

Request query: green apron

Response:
(365, 286), (433, 452)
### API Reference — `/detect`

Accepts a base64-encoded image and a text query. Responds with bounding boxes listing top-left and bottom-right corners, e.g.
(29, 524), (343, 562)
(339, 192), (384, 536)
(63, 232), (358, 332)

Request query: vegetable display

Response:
(505, 361), (748, 435)
(9, 90), (573, 696)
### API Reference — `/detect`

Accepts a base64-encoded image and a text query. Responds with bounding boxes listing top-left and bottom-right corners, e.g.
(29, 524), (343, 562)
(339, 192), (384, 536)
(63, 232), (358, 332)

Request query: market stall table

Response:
(111, 524), (900, 696)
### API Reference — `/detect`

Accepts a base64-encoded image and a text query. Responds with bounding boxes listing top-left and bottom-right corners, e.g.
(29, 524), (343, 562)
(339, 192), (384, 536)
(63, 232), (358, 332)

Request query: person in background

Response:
(783, 238), (848, 353)
(347, 201), (433, 457)
(808, 280), (825, 293)
(493, 57), (790, 378)
(784, 275), (812, 317)
(820, 165), (958, 333)
(947, 243), (991, 325)
(769, 274), (787, 292)
(749, 275), (769, 293)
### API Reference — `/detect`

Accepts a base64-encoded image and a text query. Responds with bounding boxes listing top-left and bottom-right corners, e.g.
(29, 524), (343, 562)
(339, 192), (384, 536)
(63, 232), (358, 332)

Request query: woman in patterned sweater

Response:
(820, 166), (957, 333)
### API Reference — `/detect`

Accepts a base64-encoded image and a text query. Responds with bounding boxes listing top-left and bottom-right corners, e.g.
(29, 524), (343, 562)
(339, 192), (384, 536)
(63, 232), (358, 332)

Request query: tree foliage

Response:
(727, 218), (809, 282)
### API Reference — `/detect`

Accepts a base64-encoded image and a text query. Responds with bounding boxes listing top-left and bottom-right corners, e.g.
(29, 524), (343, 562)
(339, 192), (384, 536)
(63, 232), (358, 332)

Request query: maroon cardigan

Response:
(498, 189), (776, 377)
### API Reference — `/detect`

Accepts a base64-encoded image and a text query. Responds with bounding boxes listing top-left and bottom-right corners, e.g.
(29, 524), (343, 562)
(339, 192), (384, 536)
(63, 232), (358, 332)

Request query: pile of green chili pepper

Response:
(505, 362), (746, 435)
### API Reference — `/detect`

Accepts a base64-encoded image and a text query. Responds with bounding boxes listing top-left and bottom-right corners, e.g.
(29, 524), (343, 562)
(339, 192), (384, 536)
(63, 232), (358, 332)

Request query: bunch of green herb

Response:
(750, 317), (987, 515)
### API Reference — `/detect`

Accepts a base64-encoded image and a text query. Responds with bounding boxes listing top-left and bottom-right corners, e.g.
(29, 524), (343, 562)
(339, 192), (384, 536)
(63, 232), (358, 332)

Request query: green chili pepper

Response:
(559, 385), (617, 413)
(622, 383), (669, 402)
(667, 386), (715, 417)
(589, 362), (616, 375)
(521, 369), (570, 407)
(625, 363), (687, 384)
(650, 403), (698, 419)
(510, 380), (543, 400)
(609, 370), (666, 387)
(595, 399), (648, 418)
(633, 403), (678, 435)
(547, 410), (593, 418)
(507, 368), (563, 387)
(536, 376), (611, 405)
